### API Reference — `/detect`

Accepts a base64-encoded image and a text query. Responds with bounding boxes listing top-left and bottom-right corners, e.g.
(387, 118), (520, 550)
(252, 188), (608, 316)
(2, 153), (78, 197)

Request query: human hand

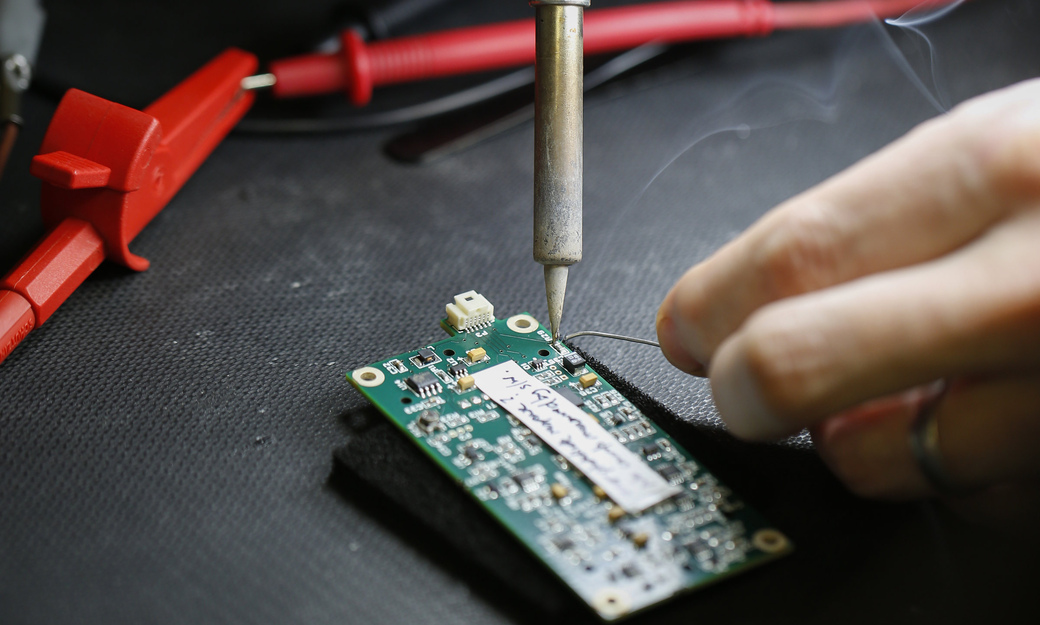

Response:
(656, 78), (1040, 501)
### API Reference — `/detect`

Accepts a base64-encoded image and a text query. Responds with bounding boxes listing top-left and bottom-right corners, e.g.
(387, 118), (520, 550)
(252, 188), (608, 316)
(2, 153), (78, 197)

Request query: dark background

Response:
(2, 1), (1038, 623)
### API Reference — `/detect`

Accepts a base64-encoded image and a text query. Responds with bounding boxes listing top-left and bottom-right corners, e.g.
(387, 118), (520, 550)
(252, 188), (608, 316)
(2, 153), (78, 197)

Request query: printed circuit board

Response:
(348, 292), (790, 620)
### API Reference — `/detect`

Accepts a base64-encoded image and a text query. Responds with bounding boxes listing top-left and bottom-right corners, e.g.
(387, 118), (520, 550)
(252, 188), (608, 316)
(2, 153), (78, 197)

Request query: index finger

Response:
(657, 78), (1040, 373)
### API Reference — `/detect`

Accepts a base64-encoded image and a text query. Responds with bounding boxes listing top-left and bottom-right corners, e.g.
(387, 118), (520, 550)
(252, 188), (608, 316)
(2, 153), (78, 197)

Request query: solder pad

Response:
(348, 309), (791, 620)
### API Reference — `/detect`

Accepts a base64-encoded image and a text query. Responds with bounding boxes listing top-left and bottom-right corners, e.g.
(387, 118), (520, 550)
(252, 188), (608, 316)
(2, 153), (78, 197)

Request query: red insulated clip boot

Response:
(1, 48), (258, 365)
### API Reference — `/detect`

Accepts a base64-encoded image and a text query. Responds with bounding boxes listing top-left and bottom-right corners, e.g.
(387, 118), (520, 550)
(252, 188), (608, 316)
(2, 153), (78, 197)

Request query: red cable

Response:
(772, 0), (957, 29)
(270, 0), (965, 104)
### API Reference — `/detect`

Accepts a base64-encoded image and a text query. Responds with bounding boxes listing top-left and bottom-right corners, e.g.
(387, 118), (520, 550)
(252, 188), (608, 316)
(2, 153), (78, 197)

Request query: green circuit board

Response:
(348, 293), (790, 620)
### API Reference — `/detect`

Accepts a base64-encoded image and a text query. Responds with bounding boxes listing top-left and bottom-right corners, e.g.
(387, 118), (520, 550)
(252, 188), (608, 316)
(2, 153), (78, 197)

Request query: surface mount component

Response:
(414, 347), (438, 365)
(555, 386), (584, 407)
(562, 351), (586, 374)
(404, 371), (441, 398)
(348, 292), (791, 621)
(446, 290), (495, 332)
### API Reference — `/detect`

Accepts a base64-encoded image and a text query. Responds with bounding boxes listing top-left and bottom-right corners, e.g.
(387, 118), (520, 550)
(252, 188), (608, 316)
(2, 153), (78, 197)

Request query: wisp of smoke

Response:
(873, 0), (969, 112)
(604, 0), (976, 249)
(594, 27), (857, 254)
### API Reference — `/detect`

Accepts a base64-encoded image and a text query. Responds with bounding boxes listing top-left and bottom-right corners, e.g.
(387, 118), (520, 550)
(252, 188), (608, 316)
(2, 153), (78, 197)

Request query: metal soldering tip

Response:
(241, 73), (276, 91)
(544, 264), (568, 342)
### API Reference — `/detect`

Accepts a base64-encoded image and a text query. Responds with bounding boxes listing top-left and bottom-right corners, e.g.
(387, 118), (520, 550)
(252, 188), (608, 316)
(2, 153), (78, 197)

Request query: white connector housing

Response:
(446, 291), (495, 332)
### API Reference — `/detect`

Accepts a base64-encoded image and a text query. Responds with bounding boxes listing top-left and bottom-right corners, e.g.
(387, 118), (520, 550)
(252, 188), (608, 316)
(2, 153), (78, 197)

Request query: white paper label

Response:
(471, 361), (680, 513)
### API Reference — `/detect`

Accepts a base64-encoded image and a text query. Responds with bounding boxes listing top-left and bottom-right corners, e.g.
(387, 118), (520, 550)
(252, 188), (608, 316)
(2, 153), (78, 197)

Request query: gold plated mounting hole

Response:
(591, 588), (631, 619)
(352, 367), (385, 387)
(507, 314), (539, 334)
(752, 529), (790, 554)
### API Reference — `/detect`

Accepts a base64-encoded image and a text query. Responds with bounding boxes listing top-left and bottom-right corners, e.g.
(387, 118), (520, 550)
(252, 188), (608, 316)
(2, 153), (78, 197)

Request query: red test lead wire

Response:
(267, 0), (963, 106)
(0, 49), (258, 365)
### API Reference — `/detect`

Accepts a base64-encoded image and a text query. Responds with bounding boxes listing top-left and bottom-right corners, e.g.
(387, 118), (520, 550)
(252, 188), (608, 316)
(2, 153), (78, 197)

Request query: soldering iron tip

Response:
(544, 265), (568, 343)
(241, 73), (277, 91)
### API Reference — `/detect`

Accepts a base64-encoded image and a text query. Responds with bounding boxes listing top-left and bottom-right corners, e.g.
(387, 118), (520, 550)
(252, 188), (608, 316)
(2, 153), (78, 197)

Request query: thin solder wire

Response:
(562, 331), (660, 348)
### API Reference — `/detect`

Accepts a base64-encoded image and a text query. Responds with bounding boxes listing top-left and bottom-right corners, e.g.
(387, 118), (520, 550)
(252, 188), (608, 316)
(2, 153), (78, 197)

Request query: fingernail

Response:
(656, 312), (706, 376)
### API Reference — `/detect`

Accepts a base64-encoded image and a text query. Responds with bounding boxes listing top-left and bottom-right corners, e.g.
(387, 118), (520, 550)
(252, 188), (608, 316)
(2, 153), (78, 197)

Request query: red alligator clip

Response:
(0, 48), (257, 365)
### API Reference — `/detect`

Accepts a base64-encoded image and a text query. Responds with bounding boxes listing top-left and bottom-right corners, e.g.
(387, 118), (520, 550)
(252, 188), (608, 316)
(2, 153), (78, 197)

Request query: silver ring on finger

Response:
(908, 380), (965, 496)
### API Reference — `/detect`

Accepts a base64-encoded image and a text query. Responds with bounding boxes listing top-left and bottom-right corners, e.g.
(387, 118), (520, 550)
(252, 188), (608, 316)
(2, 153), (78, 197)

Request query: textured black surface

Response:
(2, 1), (1039, 623)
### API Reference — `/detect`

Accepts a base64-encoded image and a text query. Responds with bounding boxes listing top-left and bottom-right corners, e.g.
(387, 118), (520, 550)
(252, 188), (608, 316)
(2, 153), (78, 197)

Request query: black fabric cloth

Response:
(2, 1), (1038, 623)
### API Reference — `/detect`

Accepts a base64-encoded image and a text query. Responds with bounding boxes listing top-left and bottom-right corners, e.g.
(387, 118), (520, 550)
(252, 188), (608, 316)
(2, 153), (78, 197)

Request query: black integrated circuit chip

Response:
(514, 470), (540, 492)
(642, 443), (661, 460)
(415, 347), (437, 364)
(562, 352), (586, 374)
(552, 535), (575, 552)
(657, 465), (683, 485)
(555, 386), (585, 407)
(405, 371), (440, 396)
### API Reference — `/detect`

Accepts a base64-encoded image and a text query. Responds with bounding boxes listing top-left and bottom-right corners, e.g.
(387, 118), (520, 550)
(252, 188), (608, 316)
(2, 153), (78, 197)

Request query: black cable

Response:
(235, 67), (536, 134)
(365, 0), (457, 40)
